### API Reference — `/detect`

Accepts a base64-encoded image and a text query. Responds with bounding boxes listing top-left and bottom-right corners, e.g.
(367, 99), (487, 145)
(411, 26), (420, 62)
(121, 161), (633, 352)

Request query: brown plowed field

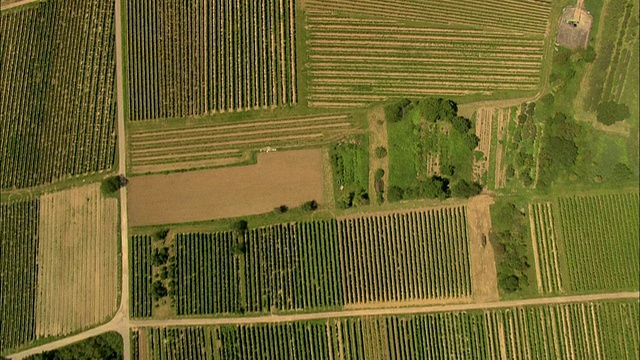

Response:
(128, 150), (324, 226)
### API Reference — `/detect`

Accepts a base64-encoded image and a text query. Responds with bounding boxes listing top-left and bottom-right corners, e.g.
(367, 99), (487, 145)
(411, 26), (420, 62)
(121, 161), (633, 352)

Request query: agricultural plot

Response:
(0, 0), (117, 189)
(128, 114), (357, 174)
(555, 191), (639, 292)
(126, 0), (296, 121)
(303, 0), (550, 108)
(0, 200), (39, 353)
(130, 235), (153, 318)
(36, 184), (119, 338)
(338, 206), (472, 304)
(134, 300), (638, 360)
(175, 233), (242, 315)
(472, 108), (494, 183)
(528, 202), (563, 294)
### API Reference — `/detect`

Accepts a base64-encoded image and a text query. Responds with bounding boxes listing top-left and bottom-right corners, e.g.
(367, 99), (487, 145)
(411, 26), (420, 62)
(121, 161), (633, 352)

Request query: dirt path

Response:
(466, 195), (500, 303)
(8, 290), (637, 359)
(0, 0), (40, 10)
(367, 107), (389, 205)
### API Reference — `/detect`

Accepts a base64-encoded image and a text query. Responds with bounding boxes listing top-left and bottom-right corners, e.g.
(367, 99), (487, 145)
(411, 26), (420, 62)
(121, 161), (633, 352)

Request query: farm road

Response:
(8, 291), (637, 359)
(0, 0), (40, 11)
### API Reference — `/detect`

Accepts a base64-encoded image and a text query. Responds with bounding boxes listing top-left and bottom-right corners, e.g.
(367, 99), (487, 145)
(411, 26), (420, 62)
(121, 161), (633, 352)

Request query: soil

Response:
(138, 329), (149, 360)
(556, 4), (593, 50)
(128, 149), (324, 226)
(466, 195), (500, 303)
(36, 184), (119, 337)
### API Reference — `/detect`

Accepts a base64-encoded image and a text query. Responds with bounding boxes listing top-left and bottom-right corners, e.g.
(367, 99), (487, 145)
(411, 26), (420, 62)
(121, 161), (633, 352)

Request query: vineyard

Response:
(132, 206), (475, 316)
(338, 206), (472, 304)
(132, 300), (639, 360)
(131, 235), (153, 318)
(556, 192), (639, 292)
(303, 0), (550, 108)
(128, 113), (359, 174)
(175, 233), (241, 315)
(36, 184), (119, 337)
(0, 0), (117, 189)
(126, 0), (296, 121)
(529, 202), (563, 294)
(0, 200), (39, 353)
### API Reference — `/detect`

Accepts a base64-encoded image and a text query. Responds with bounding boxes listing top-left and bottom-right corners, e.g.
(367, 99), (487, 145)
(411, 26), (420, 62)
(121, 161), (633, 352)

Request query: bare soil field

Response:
(36, 184), (119, 337)
(556, 5), (593, 50)
(128, 150), (324, 226)
(466, 195), (500, 303)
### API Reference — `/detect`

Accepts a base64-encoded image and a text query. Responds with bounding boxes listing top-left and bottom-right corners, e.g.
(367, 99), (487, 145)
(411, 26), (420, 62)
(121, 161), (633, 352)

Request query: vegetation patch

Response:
(330, 135), (370, 209)
(387, 98), (480, 201)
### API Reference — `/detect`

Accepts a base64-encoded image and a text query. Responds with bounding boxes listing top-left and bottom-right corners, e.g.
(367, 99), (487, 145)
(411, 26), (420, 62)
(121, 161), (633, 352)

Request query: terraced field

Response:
(126, 0), (296, 120)
(128, 113), (360, 174)
(303, 0), (551, 108)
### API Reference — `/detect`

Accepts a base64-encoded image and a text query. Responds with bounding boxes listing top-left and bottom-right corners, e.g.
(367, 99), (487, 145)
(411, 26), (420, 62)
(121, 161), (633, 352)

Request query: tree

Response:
(100, 175), (128, 195)
(387, 185), (404, 202)
(232, 220), (248, 235)
(302, 200), (318, 211)
(156, 228), (169, 240)
(151, 281), (168, 300)
(384, 99), (412, 122)
(451, 180), (482, 198)
(275, 205), (288, 213)
(596, 101), (630, 125)
(152, 247), (169, 266)
(375, 146), (388, 158)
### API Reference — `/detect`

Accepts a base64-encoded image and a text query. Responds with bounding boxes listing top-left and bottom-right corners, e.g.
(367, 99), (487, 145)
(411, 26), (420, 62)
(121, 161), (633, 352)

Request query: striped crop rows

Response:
(243, 220), (343, 312)
(126, 0), (296, 121)
(304, 0), (551, 34)
(0, 200), (39, 353)
(0, 0), (117, 189)
(135, 300), (638, 360)
(339, 206), (472, 304)
(128, 113), (356, 174)
(175, 233), (241, 316)
(135, 207), (473, 316)
(528, 202), (563, 294)
(303, 0), (550, 108)
(557, 192), (639, 292)
(131, 235), (153, 318)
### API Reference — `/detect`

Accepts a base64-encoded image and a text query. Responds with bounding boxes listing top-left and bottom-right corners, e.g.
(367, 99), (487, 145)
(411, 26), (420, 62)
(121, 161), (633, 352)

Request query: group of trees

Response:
(490, 202), (531, 293)
(537, 110), (580, 188)
(385, 97), (482, 201)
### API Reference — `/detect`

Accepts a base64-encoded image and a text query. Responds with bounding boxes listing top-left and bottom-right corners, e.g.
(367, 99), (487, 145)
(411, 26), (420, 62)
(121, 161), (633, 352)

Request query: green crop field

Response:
(125, 0), (297, 121)
(0, 200), (39, 353)
(130, 235), (153, 318)
(131, 206), (473, 316)
(133, 300), (639, 359)
(529, 191), (640, 294)
(302, 0), (551, 108)
(0, 0), (117, 189)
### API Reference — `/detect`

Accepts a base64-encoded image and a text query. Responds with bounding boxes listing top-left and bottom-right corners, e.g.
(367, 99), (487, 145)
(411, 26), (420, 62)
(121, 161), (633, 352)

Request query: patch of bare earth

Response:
(472, 107), (494, 183)
(367, 106), (389, 204)
(138, 329), (149, 360)
(35, 183), (119, 337)
(467, 195), (500, 303)
(128, 149), (324, 226)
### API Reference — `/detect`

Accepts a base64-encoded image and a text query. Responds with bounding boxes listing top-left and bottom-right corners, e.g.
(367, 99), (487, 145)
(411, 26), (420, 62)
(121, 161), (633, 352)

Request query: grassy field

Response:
(0, 0), (117, 190)
(131, 299), (638, 359)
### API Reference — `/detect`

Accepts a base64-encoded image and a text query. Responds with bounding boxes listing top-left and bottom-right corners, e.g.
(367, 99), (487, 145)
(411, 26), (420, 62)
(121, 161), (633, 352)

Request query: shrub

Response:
(101, 175), (128, 195)
(374, 168), (385, 180)
(451, 180), (482, 198)
(388, 185), (404, 202)
(596, 101), (630, 125)
(302, 200), (318, 211)
(156, 228), (169, 240)
(231, 241), (246, 255)
(275, 205), (288, 213)
(151, 281), (168, 300)
(232, 220), (248, 235)
(375, 146), (388, 158)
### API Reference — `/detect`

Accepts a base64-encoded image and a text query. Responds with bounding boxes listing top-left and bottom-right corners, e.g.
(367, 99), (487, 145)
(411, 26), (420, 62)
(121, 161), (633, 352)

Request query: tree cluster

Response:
(490, 202), (531, 293)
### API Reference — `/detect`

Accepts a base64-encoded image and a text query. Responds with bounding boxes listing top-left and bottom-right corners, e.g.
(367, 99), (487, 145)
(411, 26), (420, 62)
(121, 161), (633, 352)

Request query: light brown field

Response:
(467, 195), (500, 303)
(128, 149), (324, 226)
(35, 183), (119, 337)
